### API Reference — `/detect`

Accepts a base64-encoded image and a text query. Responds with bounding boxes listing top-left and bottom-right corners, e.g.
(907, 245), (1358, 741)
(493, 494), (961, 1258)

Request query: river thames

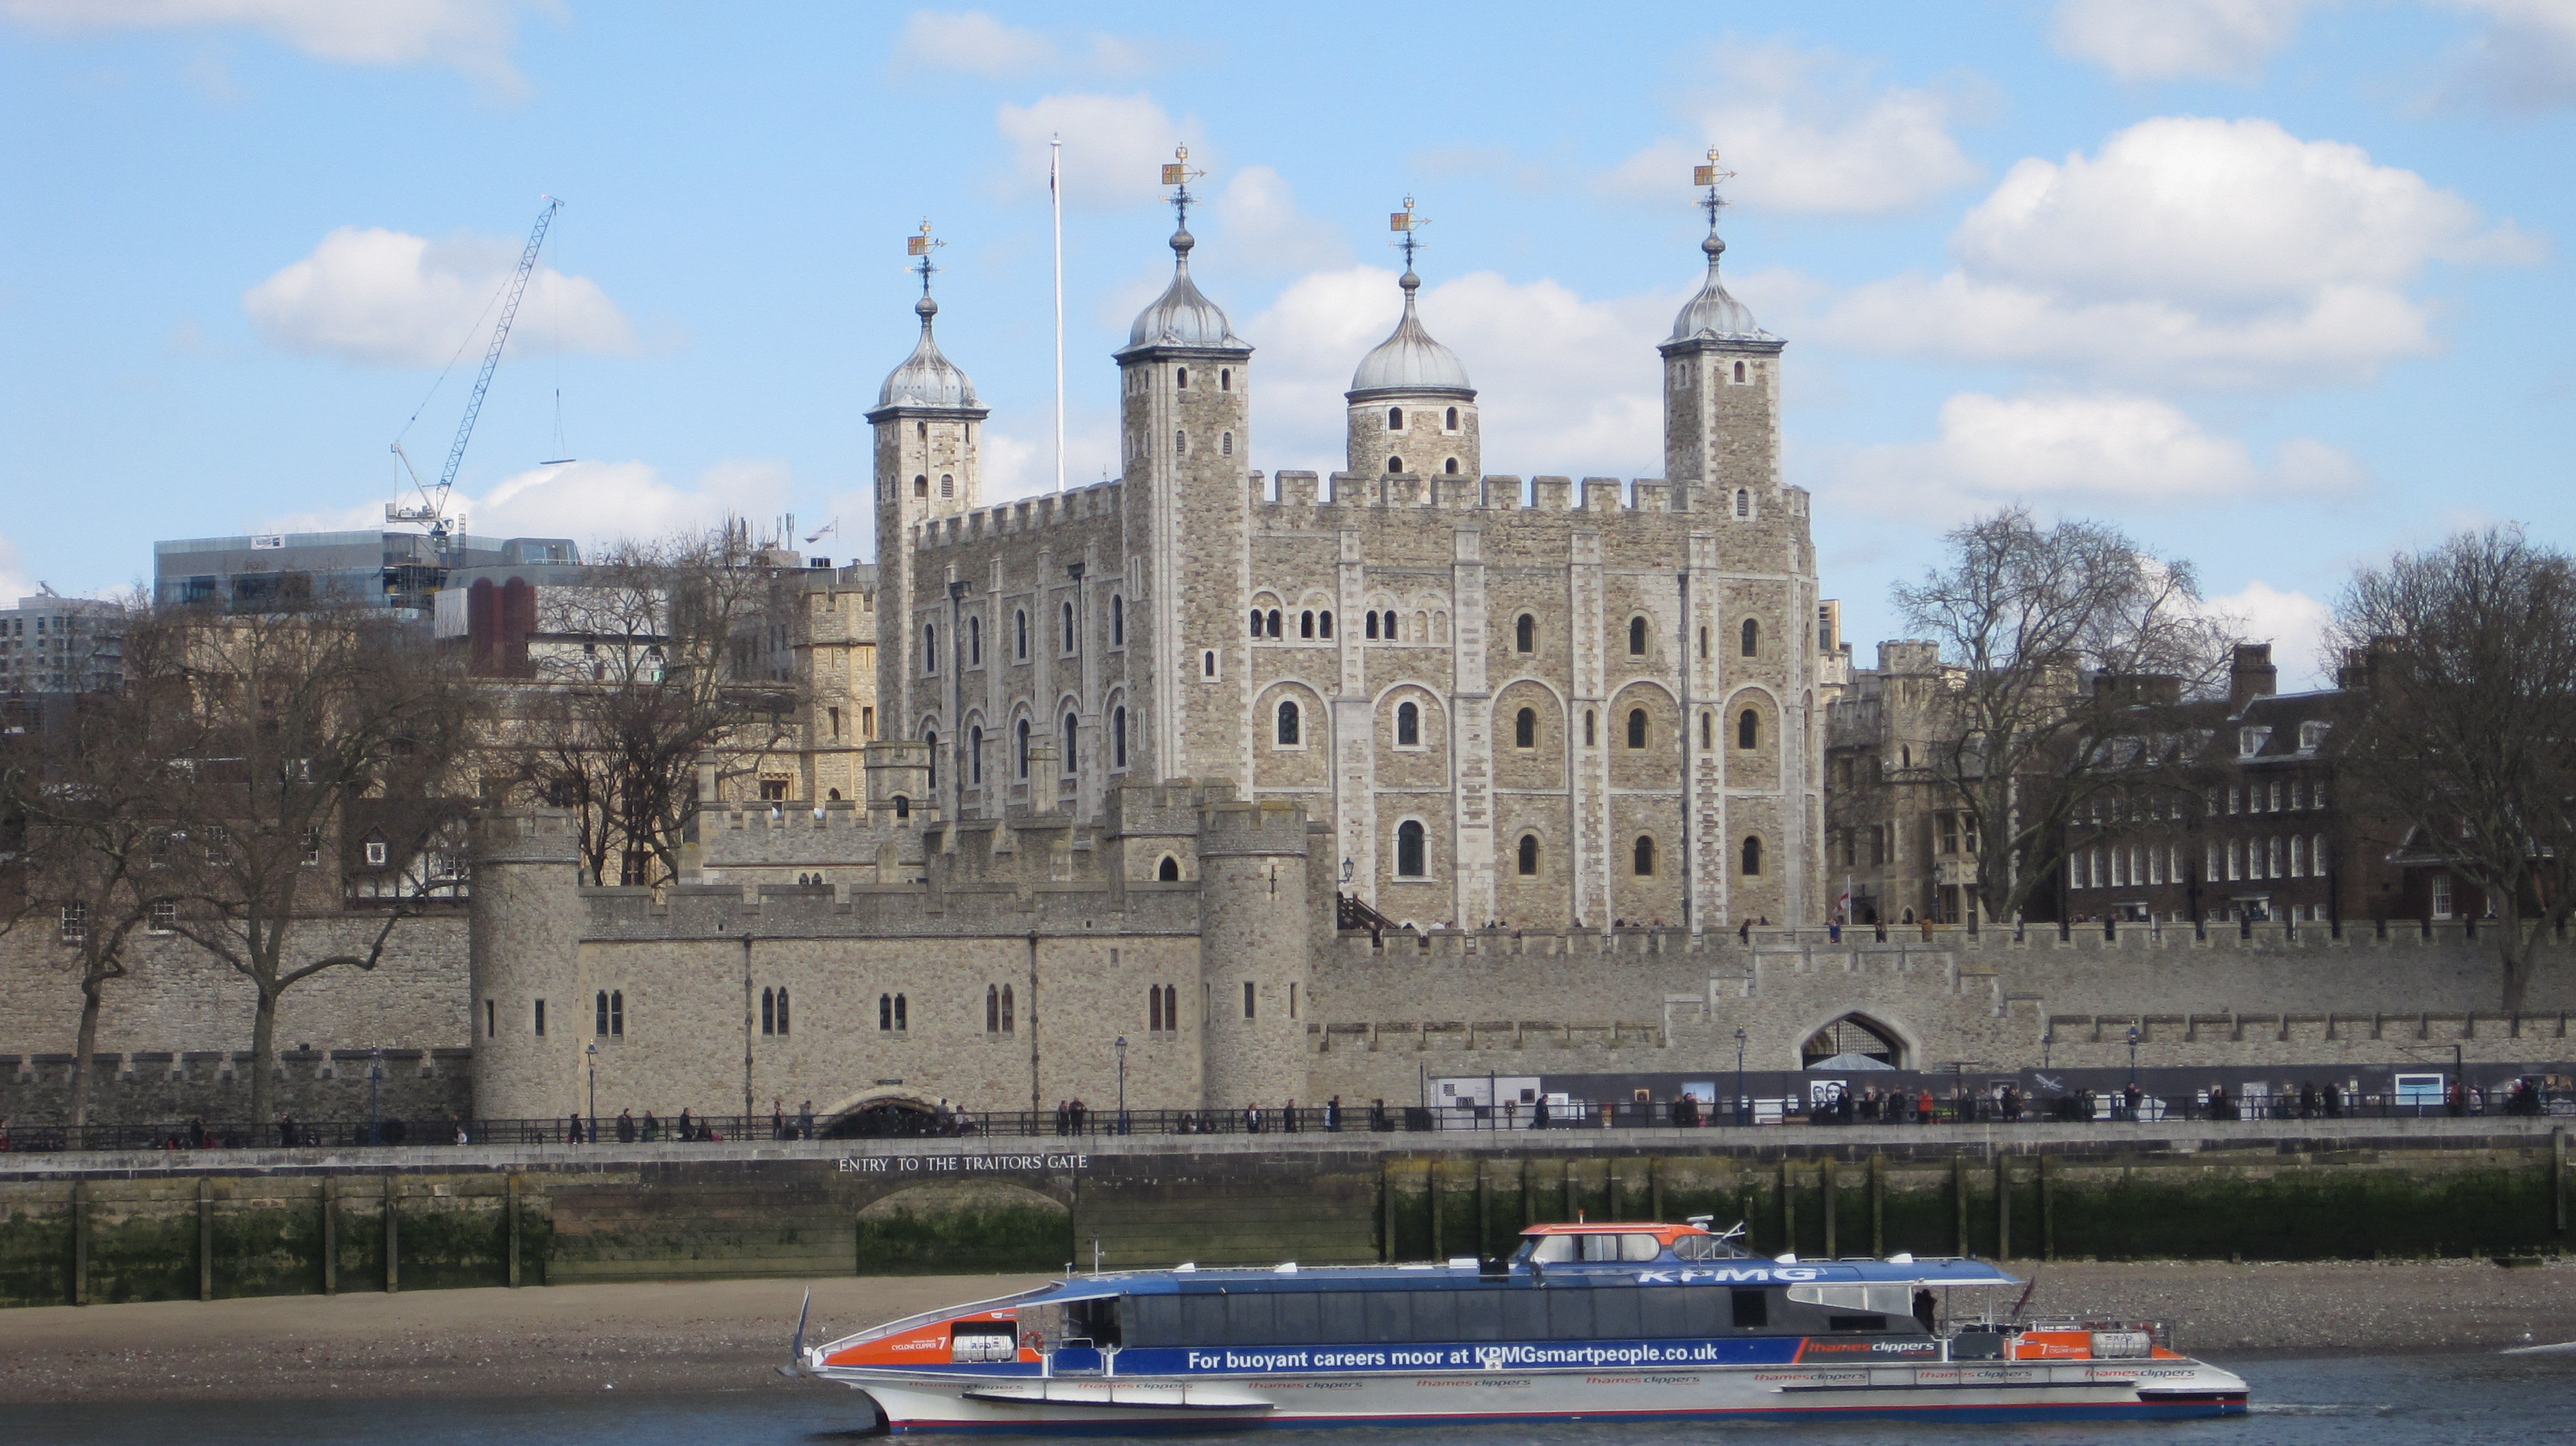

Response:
(15, 1351), (2575, 1446)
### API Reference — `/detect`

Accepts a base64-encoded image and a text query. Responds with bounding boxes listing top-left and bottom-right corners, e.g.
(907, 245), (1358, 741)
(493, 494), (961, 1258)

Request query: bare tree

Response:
(153, 599), (480, 1125)
(1893, 508), (2237, 924)
(0, 605), (198, 1128)
(498, 525), (794, 886)
(2330, 527), (2576, 1010)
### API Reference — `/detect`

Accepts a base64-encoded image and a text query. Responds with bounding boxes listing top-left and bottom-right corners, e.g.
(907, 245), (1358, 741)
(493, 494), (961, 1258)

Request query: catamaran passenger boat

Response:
(800, 1221), (2248, 1433)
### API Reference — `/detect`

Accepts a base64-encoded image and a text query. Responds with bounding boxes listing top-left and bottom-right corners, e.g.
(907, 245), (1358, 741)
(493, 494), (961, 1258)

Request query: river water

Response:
(16, 1352), (2576, 1445)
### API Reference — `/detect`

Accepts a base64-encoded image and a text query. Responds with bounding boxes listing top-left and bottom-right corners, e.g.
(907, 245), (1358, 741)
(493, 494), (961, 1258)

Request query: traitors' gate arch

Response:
(1797, 1012), (1912, 1069)
(817, 1084), (949, 1139)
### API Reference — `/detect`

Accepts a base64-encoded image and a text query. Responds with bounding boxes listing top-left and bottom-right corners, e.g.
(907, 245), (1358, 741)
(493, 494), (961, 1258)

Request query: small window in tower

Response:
(1738, 709), (1760, 749)
(1111, 594), (1123, 646)
(1735, 489), (1751, 518)
(1113, 706), (1128, 768)
(1203, 650), (1217, 678)
(1388, 456), (1404, 473)
(1222, 431), (1234, 455)
(1159, 855), (1181, 881)
(1733, 360), (1746, 383)
(970, 725), (984, 783)
(1015, 609), (1028, 659)
(1062, 601), (1076, 654)
(924, 624), (937, 673)
(1741, 835), (1763, 875)
(940, 474), (953, 498)
(1063, 712), (1078, 772)
(1516, 614), (1534, 652)
(1017, 719), (1030, 777)
(1701, 711), (1713, 748)
(1518, 834), (1539, 876)
(914, 474), (928, 498)
(1300, 610), (1315, 638)
(1443, 458), (1458, 474)
(1251, 609), (1264, 638)
(968, 616), (981, 665)
(1629, 617), (1647, 655)
(1244, 981), (1258, 1019)
(1444, 406), (1459, 430)
(1396, 820), (1426, 877)
(1741, 619), (1759, 657)
(1220, 368), (1232, 390)
(1267, 609), (1282, 638)
(1277, 700), (1300, 746)
(1515, 707), (1536, 748)
(1634, 835), (1656, 876)
(1175, 429), (1187, 457)
(1627, 707), (1647, 748)
(1584, 710), (1597, 746)
(1396, 700), (1421, 746)
(1384, 610), (1399, 639)
(1320, 610), (1332, 637)
(1388, 407), (1405, 431)
(1366, 611), (1380, 639)
(1698, 626), (1709, 659)
(1176, 366), (1189, 388)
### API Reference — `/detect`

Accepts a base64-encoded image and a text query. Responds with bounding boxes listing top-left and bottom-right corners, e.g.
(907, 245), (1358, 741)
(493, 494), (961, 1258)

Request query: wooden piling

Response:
(1995, 1156), (2010, 1262)
(1821, 1158), (1838, 1259)
(321, 1176), (338, 1295)
(383, 1179), (400, 1293)
(1868, 1156), (1885, 1257)
(197, 1176), (213, 1302)
(2040, 1154), (2056, 1262)
(1780, 1163), (1796, 1255)
(506, 1173), (522, 1288)
(1953, 1156), (1970, 1256)
(70, 1180), (89, 1307)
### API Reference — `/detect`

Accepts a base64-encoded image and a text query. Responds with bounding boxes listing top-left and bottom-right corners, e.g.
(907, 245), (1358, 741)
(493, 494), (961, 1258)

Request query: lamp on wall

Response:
(1115, 1034), (1128, 1135)
(1340, 858), (1354, 886)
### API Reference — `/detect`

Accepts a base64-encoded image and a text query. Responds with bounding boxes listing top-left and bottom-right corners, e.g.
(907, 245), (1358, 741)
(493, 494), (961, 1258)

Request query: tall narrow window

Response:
(775, 987), (790, 1035)
(761, 987), (775, 1036)
(1629, 617), (1647, 655)
(597, 991), (610, 1036)
(1150, 986), (1164, 1033)
(1585, 710), (1597, 747)
(939, 473), (953, 498)
(986, 984), (1001, 1033)
(1445, 406), (1459, 429)
(1517, 835), (1539, 876)
(1174, 429), (1186, 456)
(1388, 407), (1405, 431)
(1175, 366), (1188, 388)
(1396, 820), (1426, 877)
(1627, 708), (1647, 748)
(970, 725), (985, 784)
(1733, 360), (1746, 382)
(535, 998), (546, 1036)
(1221, 431), (1233, 456)
(1268, 609), (1282, 638)
(1740, 619), (1758, 657)
(1734, 489), (1750, 518)
(1001, 985), (1013, 1033)
(1395, 700), (1420, 746)
(1017, 719), (1030, 778)
(968, 616), (982, 665)
(1319, 610), (1332, 637)
(1220, 368), (1231, 390)
(1366, 611), (1379, 639)
(1737, 709), (1759, 749)
(1516, 614), (1534, 652)
(1062, 602), (1075, 653)
(1114, 707), (1128, 767)
(1251, 609), (1265, 638)
(1633, 835), (1656, 876)
(1277, 700), (1300, 746)
(893, 794), (910, 818)
(914, 474), (928, 498)
(1700, 712), (1712, 748)
(1300, 610), (1314, 638)
(1111, 594), (1123, 645)
(880, 993), (895, 1031)
(925, 731), (936, 791)
(1244, 981), (1258, 1019)
(1063, 712), (1079, 772)
(1384, 610), (1398, 639)
(924, 624), (936, 672)
(1015, 610), (1027, 659)
(1515, 707), (1536, 748)
(1741, 836), (1763, 875)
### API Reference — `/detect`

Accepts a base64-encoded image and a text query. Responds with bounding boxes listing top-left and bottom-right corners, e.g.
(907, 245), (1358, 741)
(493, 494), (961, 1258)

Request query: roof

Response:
(876, 294), (982, 412)
(1121, 227), (1245, 355)
(1348, 269), (1472, 398)
(1667, 234), (1777, 346)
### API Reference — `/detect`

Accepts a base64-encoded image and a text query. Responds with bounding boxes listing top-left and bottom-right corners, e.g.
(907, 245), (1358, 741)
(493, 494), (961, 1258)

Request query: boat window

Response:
(1272, 1291), (1320, 1343)
(1409, 1291), (1457, 1342)
(1547, 1289), (1592, 1339)
(1525, 1235), (1578, 1264)
(1453, 1291), (1505, 1342)
(1502, 1290), (1550, 1340)
(1788, 1284), (1914, 1316)
(1124, 1294), (1182, 1344)
(1066, 1296), (1123, 1346)
(1731, 1289), (1769, 1330)
(1621, 1233), (1662, 1262)
(1317, 1291), (1366, 1344)
(1591, 1287), (1643, 1339)
(1224, 1293), (1275, 1345)
(1364, 1291), (1413, 1343)
(1671, 1233), (1749, 1260)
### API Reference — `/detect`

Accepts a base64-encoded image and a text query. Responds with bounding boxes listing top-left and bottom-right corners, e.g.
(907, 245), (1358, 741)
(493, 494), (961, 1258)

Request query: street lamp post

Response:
(586, 1042), (599, 1145)
(368, 1047), (383, 1147)
(1734, 1027), (1748, 1127)
(1115, 1035), (1128, 1135)
(2125, 1024), (2140, 1121)
(2042, 1031), (2053, 1071)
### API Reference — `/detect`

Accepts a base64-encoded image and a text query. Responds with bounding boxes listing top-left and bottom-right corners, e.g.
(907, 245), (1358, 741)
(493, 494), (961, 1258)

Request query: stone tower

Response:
(1658, 220), (1783, 514)
(1194, 799), (1312, 1109)
(869, 259), (987, 801)
(467, 810), (583, 1121)
(1115, 175), (1256, 788)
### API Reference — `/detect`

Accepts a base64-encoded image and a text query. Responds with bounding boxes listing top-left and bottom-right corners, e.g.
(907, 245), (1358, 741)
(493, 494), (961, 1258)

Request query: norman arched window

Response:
(1733, 360), (1747, 383)
(1221, 431), (1233, 455)
(1388, 455), (1404, 473)
(1633, 835), (1656, 876)
(1149, 986), (1164, 1033)
(970, 725), (984, 784)
(1113, 706), (1128, 768)
(1515, 614), (1534, 652)
(912, 474), (929, 498)
(924, 731), (936, 791)
(1001, 984), (1013, 1032)
(1319, 610), (1332, 637)
(1517, 834), (1539, 876)
(1365, 611), (1378, 639)
(1175, 366), (1189, 388)
(1395, 700), (1420, 746)
(1219, 367), (1231, 390)
(986, 984), (1000, 1033)
(1111, 594), (1123, 645)
(923, 623), (936, 672)
(1443, 457), (1458, 474)
(1515, 707), (1537, 748)
(1388, 407), (1405, 431)
(1267, 609), (1283, 638)
(1737, 708), (1760, 749)
(893, 794), (910, 819)
(1444, 406), (1458, 429)
(1741, 835), (1763, 875)
(1276, 699), (1300, 746)
(1627, 707), (1647, 748)
(1016, 719), (1030, 778)
(939, 473), (953, 498)
(1063, 712), (1079, 772)
(775, 987), (791, 1035)
(1395, 820), (1426, 877)
(1158, 855), (1180, 882)
(967, 615), (981, 665)
(1740, 618), (1758, 657)
(1383, 610), (1398, 639)
(1251, 609), (1264, 638)
(1300, 610), (1315, 638)
(761, 986), (775, 1035)
(1061, 602), (1075, 653)
(1628, 617), (1647, 655)
(596, 990), (610, 1036)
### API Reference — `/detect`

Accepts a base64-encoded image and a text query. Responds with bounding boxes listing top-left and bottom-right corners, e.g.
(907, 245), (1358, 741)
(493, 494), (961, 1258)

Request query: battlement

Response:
(1195, 798), (1311, 857)
(1250, 471), (1809, 517)
(914, 478), (1125, 551)
(575, 875), (1203, 940)
(1104, 779), (1240, 838)
(469, 808), (578, 865)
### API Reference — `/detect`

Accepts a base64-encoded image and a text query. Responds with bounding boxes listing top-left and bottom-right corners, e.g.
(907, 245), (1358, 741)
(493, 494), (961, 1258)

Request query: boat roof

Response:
(1013, 1254), (2020, 1305)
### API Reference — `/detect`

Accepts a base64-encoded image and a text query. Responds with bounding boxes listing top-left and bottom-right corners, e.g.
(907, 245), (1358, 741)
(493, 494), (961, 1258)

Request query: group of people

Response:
(566, 1107), (724, 1144)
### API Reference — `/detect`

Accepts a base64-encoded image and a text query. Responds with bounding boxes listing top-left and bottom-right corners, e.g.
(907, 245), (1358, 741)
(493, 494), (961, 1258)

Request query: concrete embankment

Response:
(0, 1118), (2565, 1310)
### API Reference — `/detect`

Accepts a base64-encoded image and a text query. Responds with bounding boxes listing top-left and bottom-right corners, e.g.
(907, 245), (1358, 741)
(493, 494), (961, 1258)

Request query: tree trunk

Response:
(68, 975), (104, 1131)
(248, 985), (280, 1127)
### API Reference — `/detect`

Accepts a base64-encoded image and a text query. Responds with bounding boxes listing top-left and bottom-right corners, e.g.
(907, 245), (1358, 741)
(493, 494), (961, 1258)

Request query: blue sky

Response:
(4, 0), (2571, 683)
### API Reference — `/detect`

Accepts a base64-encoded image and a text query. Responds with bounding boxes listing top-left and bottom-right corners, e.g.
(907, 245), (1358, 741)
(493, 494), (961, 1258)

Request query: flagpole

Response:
(1051, 134), (1066, 494)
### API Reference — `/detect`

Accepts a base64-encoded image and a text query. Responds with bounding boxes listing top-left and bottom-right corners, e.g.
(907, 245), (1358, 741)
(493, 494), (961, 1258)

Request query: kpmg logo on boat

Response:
(1631, 1267), (1820, 1284)
(837, 1153), (1089, 1174)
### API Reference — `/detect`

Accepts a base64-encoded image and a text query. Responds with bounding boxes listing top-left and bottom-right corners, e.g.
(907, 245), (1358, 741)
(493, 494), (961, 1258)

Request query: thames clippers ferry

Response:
(799, 1221), (2248, 1432)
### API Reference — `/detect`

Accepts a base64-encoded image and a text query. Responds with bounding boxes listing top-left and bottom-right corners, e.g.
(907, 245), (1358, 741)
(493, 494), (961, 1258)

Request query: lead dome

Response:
(1123, 227), (1243, 352)
(878, 294), (979, 410)
(1348, 269), (1472, 398)
(1669, 233), (1774, 343)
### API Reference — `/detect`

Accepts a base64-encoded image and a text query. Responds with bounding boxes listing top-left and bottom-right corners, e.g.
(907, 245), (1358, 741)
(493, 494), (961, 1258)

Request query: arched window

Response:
(775, 987), (791, 1035)
(609, 990), (623, 1036)
(1149, 986), (1164, 1033)
(986, 984), (1000, 1033)
(1737, 708), (1760, 749)
(1016, 719), (1030, 778)
(1517, 834), (1539, 876)
(1396, 820), (1426, 877)
(1734, 360), (1747, 383)
(1063, 712), (1079, 772)
(1741, 835), (1763, 875)
(1110, 594), (1123, 645)
(968, 615), (982, 665)
(1388, 407), (1405, 431)
(1221, 431), (1233, 455)
(1163, 983), (1179, 1027)
(923, 623), (936, 672)
(1740, 618), (1758, 657)
(1175, 366), (1188, 388)
(1159, 855), (1180, 882)
(1388, 455), (1404, 473)
(1444, 406), (1458, 429)
(1627, 707), (1647, 748)
(1584, 710), (1597, 747)
(596, 990), (609, 1036)
(1319, 610), (1332, 637)
(1276, 700), (1300, 746)
(939, 473), (953, 498)
(1365, 611), (1379, 639)
(1515, 614), (1534, 652)
(1001, 984), (1014, 1033)
(1059, 601), (1074, 653)
(1300, 610), (1315, 638)
(1113, 707), (1128, 767)
(1251, 609), (1264, 638)
(893, 794), (910, 818)
(970, 725), (984, 784)
(1734, 489), (1750, 518)
(1383, 610), (1398, 639)
(913, 474), (928, 498)
(761, 987), (775, 1036)
(1174, 429), (1186, 456)
(1267, 609), (1282, 638)
(879, 993), (894, 1031)
(1634, 835), (1656, 876)
(1396, 700), (1420, 746)
(1698, 625), (1709, 659)
(1015, 610), (1027, 659)
(1628, 617), (1647, 655)
(1700, 711), (1712, 749)
(1443, 458), (1458, 474)
(1220, 367), (1231, 390)
(924, 731), (936, 791)
(1515, 707), (1536, 748)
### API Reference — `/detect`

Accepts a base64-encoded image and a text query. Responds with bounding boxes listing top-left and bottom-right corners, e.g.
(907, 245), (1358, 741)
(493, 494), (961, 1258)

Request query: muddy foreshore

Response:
(0, 1260), (2568, 1404)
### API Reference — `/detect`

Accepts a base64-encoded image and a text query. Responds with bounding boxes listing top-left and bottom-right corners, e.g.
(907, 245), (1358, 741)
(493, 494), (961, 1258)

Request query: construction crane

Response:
(389, 195), (564, 556)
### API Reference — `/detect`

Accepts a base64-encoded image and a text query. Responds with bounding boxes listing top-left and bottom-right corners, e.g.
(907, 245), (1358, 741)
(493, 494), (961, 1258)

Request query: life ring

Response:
(1020, 1331), (1044, 1354)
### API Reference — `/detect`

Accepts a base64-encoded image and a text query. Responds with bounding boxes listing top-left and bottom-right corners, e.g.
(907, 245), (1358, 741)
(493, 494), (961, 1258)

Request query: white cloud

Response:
(891, 10), (1156, 80)
(1821, 391), (2363, 518)
(1604, 42), (1979, 214)
(1818, 116), (2541, 388)
(2210, 578), (2334, 686)
(2430, 0), (2576, 112)
(0, 527), (30, 604)
(1244, 265), (1678, 482)
(1210, 166), (1348, 273)
(257, 459), (789, 548)
(0, 0), (527, 89)
(244, 225), (635, 368)
(995, 92), (1203, 208)
(2050, 0), (2315, 82)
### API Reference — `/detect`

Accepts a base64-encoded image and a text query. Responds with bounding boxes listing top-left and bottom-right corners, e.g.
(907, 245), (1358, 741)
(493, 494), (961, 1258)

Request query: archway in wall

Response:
(1801, 1014), (1905, 1068)
(818, 1085), (948, 1139)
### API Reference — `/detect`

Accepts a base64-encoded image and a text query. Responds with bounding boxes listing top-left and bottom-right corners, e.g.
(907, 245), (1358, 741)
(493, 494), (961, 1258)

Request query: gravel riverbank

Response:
(0, 1260), (2568, 1404)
